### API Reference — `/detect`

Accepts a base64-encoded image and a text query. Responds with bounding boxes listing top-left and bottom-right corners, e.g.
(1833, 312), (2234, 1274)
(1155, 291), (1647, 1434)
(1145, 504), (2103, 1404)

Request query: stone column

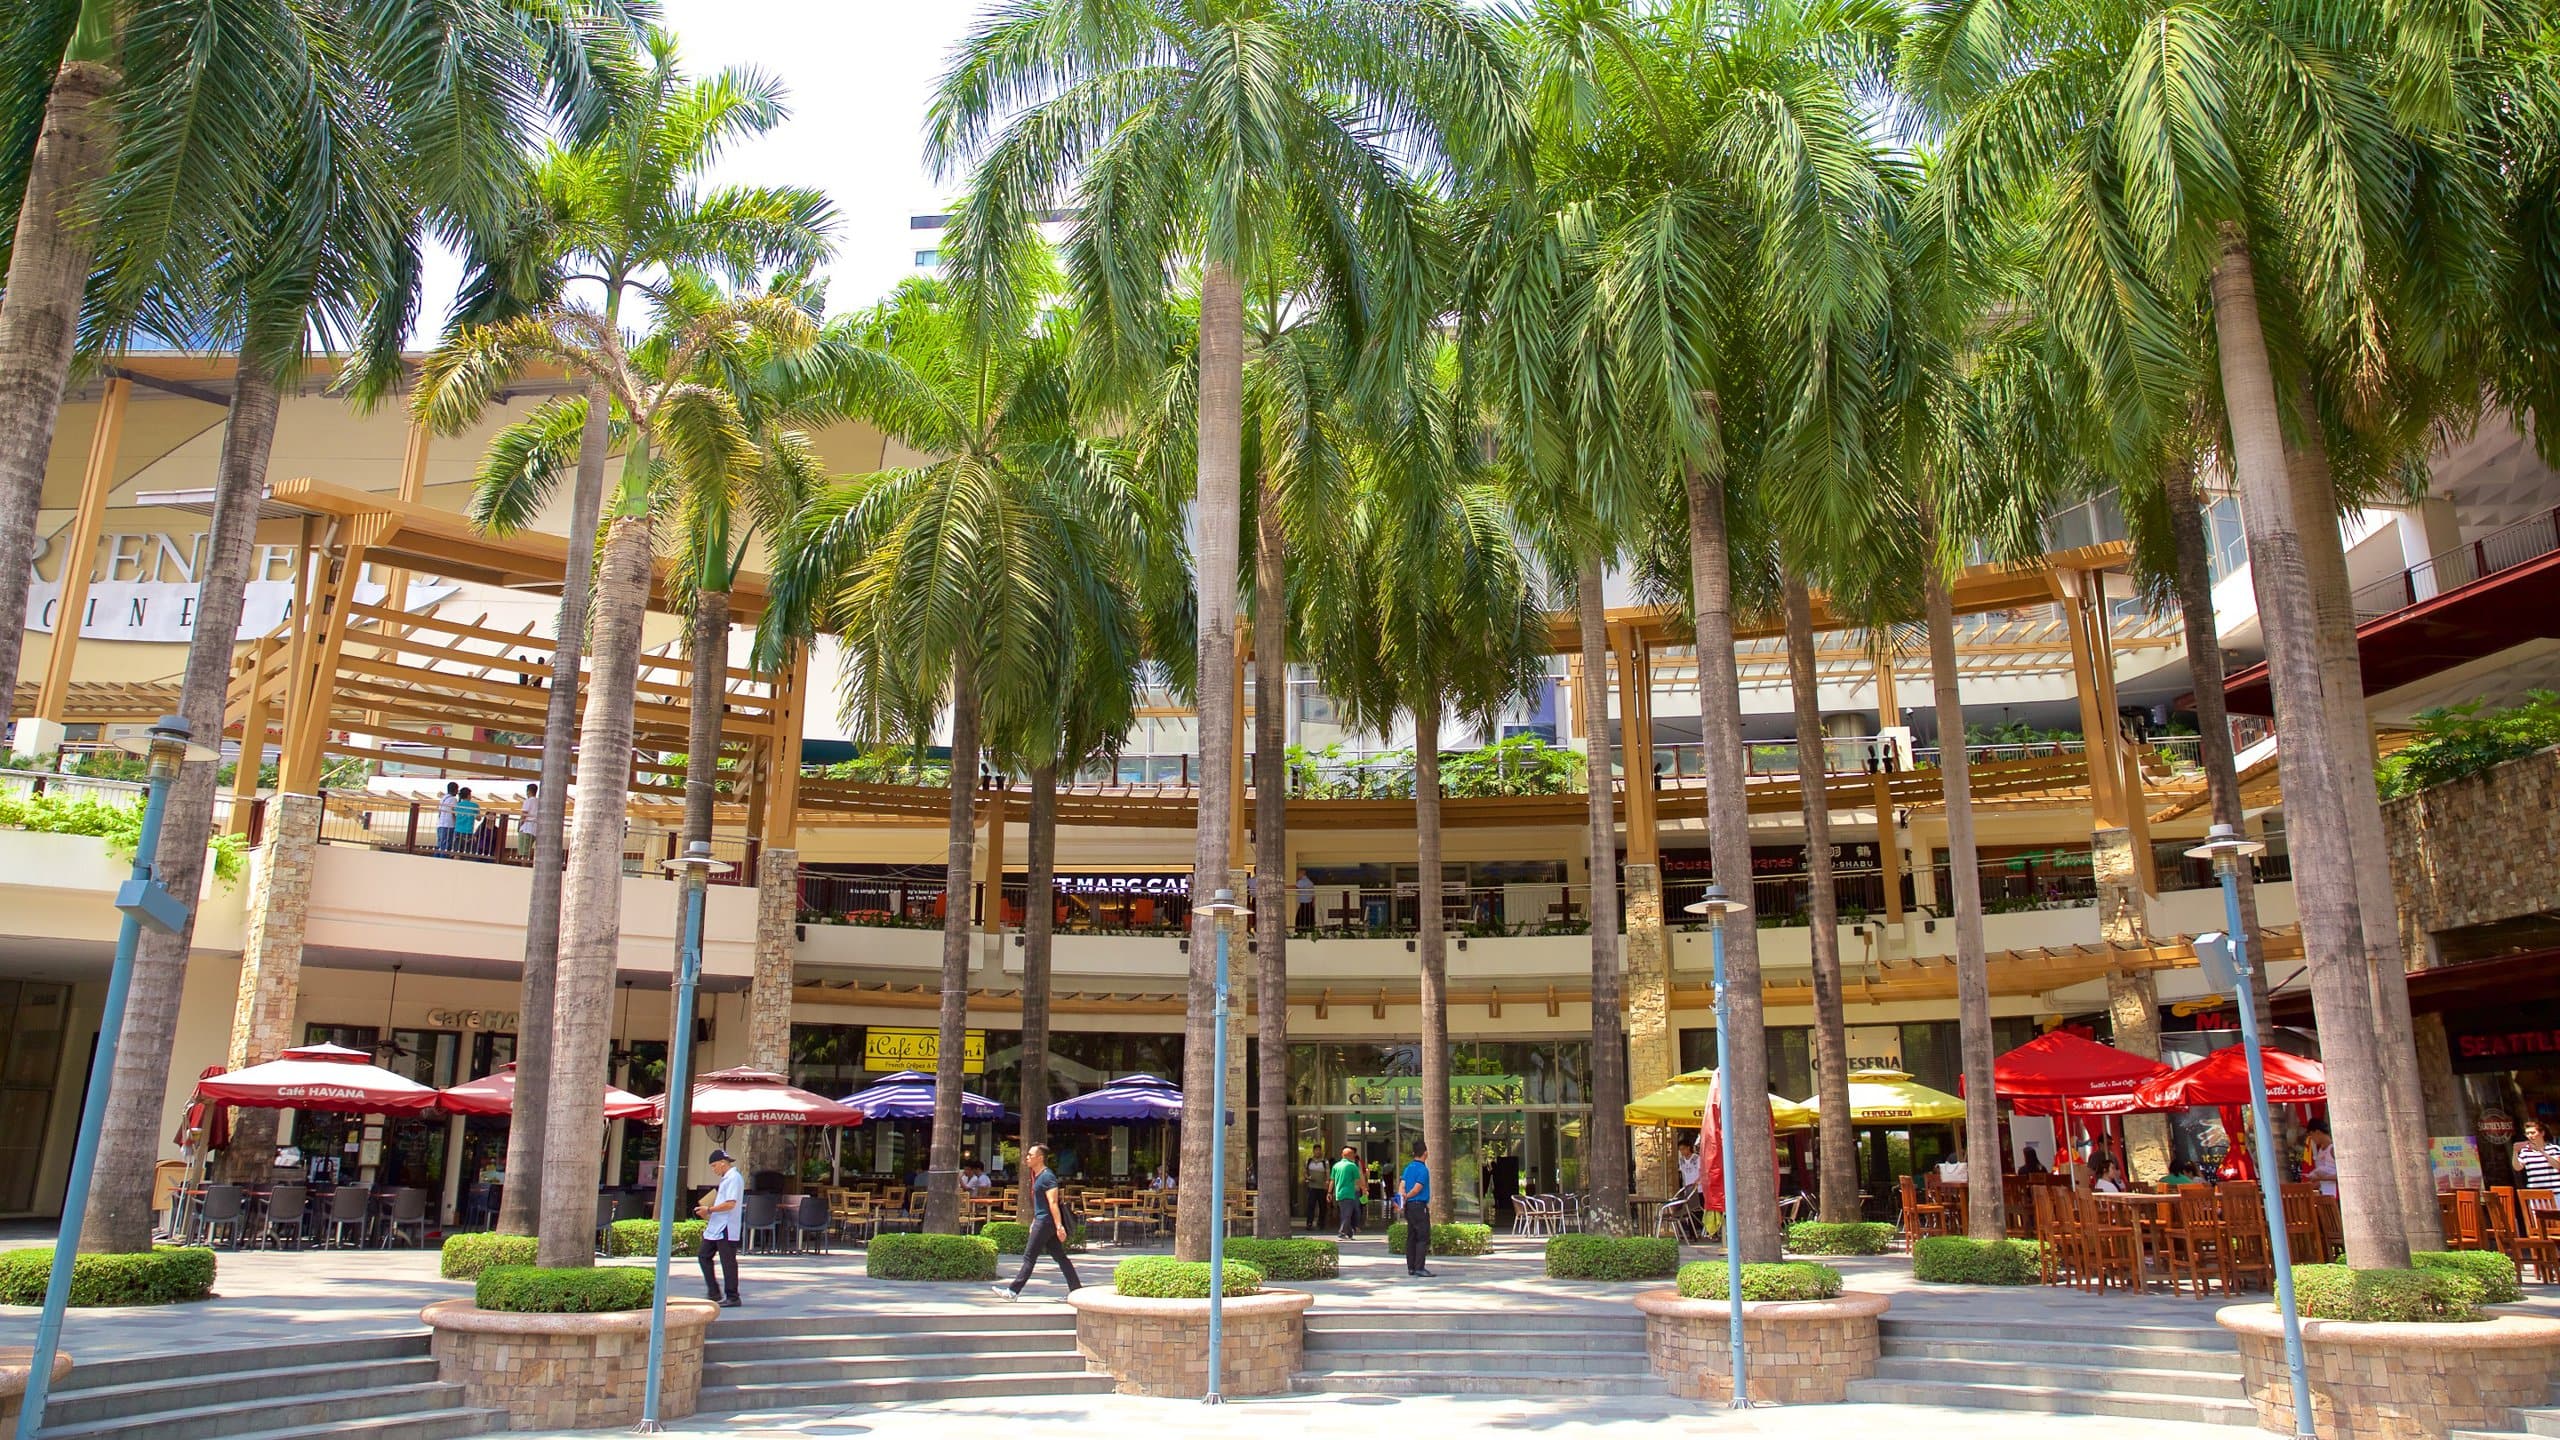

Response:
(2091, 827), (2172, 1181)
(747, 847), (799, 1179)
(1624, 862), (1676, 1199)
(220, 792), (323, 1180)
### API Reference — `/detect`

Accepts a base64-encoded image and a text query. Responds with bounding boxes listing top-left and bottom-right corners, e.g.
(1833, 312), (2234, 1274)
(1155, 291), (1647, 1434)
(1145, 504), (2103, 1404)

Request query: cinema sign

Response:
(21, 529), (452, 642)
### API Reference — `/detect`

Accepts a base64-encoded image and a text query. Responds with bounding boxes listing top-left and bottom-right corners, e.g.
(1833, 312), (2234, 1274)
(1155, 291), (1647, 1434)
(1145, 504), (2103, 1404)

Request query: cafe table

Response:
(2093, 1190), (2180, 1288)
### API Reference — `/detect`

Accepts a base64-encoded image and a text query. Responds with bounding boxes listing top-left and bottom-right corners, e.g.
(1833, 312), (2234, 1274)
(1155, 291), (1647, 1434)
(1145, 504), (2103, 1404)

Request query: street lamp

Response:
(17, 717), (212, 1440)
(1197, 886), (1246, 1405)
(638, 840), (733, 1434)
(1683, 881), (1752, 1411)
(2185, 822), (2312, 1440)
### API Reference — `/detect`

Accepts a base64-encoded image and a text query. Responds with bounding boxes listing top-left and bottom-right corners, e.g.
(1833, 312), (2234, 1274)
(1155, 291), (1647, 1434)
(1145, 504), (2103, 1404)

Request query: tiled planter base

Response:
(423, 1298), (718, 1430)
(1635, 1289), (1889, 1403)
(2220, 1304), (2560, 1440)
(1067, 1289), (1312, 1398)
(0, 1346), (73, 1431)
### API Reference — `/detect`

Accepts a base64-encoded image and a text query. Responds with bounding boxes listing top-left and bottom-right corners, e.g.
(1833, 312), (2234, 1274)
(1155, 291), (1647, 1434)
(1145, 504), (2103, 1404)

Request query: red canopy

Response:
(440, 1062), (656, 1121)
(196, 1043), (441, 1114)
(1986, 1031), (2173, 1116)
(2128, 1045), (2326, 1111)
(661, 1067), (864, 1127)
(176, 1064), (233, 1151)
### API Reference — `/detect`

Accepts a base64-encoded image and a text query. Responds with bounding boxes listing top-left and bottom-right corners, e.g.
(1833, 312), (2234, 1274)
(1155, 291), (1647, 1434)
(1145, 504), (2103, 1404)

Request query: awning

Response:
(1796, 1068), (1967, 1124)
(1981, 1031), (2172, 1116)
(665, 1067), (864, 1127)
(196, 1043), (442, 1114)
(838, 1070), (1007, 1122)
(440, 1062), (655, 1121)
(1627, 1068), (1816, 1130)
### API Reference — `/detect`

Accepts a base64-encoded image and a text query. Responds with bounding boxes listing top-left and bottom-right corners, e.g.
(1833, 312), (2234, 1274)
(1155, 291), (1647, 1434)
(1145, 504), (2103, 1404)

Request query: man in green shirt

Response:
(1331, 1145), (1365, 1239)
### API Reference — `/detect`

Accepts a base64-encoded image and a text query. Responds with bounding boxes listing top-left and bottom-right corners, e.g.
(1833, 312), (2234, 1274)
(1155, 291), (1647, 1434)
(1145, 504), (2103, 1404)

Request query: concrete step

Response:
(1870, 1356), (2245, 1400)
(706, 1309), (1072, 1340)
(1296, 1348), (1650, 1378)
(41, 1358), (442, 1426)
(36, 1382), (480, 1440)
(1294, 1368), (1669, 1397)
(1880, 1335), (2245, 1374)
(704, 1328), (1078, 1361)
(703, 1350), (1083, 1386)
(1843, 1376), (2256, 1425)
(1304, 1310), (1641, 1333)
(159, 1411), (501, 1440)
(51, 1335), (432, 1392)
(1306, 1327), (1645, 1354)
(1878, 1317), (2232, 1351)
(697, 1370), (1117, 1412)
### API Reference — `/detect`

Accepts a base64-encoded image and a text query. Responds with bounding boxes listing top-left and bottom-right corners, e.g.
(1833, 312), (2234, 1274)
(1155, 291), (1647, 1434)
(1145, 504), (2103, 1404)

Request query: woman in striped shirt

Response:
(2514, 1120), (2560, 1192)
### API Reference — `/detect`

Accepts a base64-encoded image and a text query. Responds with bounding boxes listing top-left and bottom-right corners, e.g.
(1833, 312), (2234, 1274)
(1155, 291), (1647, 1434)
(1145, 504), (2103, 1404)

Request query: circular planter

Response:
(1634, 1289), (1890, 1404)
(1066, 1288), (1313, 1398)
(422, 1298), (719, 1430)
(2219, 1303), (2560, 1440)
(0, 1347), (74, 1430)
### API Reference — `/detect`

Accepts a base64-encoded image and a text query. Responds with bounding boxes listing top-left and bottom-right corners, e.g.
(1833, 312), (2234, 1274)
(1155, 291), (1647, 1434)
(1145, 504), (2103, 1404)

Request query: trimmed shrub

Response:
(474, 1265), (653, 1314)
(1221, 1237), (1338, 1281)
(0, 1246), (216, 1307)
(867, 1233), (998, 1282)
(1784, 1221), (1897, 1256)
(604, 1218), (706, 1258)
(440, 1232), (537, 1280)
(1676, 1260), (1844, 1302)
(1544, 1234), (1681, 1281)
(1383, 1221), (1493, 1256)
(1912, 1236), (2045, 1286)
(1113, 1256), (1264, 1299)
(2295, 1264), (2484, 1323)
(2414, 1250), (2521, 1305)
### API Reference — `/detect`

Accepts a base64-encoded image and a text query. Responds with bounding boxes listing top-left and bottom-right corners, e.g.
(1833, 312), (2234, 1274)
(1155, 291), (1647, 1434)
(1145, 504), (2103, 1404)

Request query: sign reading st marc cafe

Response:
(19, 527), (454, 643)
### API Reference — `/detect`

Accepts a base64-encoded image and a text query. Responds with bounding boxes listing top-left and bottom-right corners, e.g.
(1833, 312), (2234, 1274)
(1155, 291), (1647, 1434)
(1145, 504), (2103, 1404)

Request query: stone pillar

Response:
(221, 792), (323, 1180)
(2105, 969), (2172, 1181)
(746, 847), (798, 1179)
(1625, 862), (1676, 1199)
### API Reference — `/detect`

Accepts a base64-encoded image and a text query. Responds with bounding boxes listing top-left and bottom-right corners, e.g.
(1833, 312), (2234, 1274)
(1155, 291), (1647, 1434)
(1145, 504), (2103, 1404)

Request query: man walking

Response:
(1400, 1141), (1433, 1278)
(996, 1143), (1082, 1299)
(1332, 1144), (1364, 1240)
(1303, 1150), (1330, 1231)
(695, 1148), (745, 1307)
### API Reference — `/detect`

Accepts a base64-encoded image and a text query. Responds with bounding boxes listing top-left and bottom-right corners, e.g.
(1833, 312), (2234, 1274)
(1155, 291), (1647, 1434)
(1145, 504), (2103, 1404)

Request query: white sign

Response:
(23, 576), (455, 643)
(1845, 1025), (1904, 1074)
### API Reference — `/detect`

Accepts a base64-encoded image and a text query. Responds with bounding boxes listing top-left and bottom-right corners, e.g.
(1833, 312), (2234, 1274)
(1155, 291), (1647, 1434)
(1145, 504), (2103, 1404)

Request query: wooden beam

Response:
(1614, 628), (1659, 866)
(36, 378), (130, 725)
(281, 542), (370, 792)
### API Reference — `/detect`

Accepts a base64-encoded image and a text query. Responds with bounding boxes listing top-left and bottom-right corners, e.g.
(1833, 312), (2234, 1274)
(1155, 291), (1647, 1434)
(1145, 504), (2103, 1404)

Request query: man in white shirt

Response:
(434, 781), (458, 855)
(1678, 1138), (1702, 1191)
(695, 1147), (746, 1306)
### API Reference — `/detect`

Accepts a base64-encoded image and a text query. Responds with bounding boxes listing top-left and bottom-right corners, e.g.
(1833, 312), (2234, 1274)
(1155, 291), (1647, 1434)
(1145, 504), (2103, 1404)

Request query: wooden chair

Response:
(2279, 1185), (2329, 1264)
(2158, 1187), (2225, 1297)
(1898, 1176), (1952, 1246)
(2484, 1186), (2524, 1263)
(2515, 1189), (2560, 1284)
(2031, 1184), (2078, 1286)
(2213, 1183), (2275, 1294)
(2442, 1190), (2486, 1250)
(2075, 1190), (2141, 1292)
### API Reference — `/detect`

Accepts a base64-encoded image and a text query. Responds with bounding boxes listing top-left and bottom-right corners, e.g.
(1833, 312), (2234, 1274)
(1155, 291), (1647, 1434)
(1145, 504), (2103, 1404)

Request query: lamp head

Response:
(660, 839), (736, 878)
(114, 715), (217, 763)
(1682, 882), (1749, 923)
(2183, 822), (2267, 873)
(1200, 886), (1246, 923)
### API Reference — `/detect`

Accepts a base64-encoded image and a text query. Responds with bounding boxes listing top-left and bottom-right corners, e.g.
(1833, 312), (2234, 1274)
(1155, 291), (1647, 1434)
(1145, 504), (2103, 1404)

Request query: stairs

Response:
(1844, 1316), (2255, 1425)
(694, 1307), (1115, 1412)
(2449, 1395), (2560, 1439)
(1293, 1309), (1664, 1397)
(28, 1334), (499, 1440)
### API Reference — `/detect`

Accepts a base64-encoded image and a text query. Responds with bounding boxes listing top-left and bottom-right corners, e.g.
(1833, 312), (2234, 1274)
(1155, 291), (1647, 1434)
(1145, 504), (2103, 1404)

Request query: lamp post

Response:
(638, 840), (732, 1434)
(17, 716), (211, 1440)
(1198, 887), (1245, 1404)
(2186, 822), (2313, 1440)
(1684, 881), (1752, 1411)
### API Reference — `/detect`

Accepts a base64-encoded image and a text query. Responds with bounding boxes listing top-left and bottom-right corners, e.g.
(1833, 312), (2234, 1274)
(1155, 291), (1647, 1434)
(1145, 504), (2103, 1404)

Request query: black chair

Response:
(323, 1187), (372, 1248)
(594, 1191), (621, 1254)
(788, 1193), (830, 1254)
(742, 1193), (782, 1254)
(382, 1187), (429, 1248)
(613, 1191), (650, 1223)
(263, 1184), (309, 1249)
(199, 1185), (248, 1249)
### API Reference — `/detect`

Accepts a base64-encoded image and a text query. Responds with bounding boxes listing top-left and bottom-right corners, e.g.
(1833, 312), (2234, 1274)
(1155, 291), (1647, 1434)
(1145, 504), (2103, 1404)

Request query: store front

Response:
(1285, 1040), (1593, 1221)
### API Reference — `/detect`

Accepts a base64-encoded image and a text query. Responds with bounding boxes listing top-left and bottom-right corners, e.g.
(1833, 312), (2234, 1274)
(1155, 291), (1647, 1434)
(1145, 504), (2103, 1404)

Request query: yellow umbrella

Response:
(1796, 1068), (1967, 1124)
(1626, 1067), (1818, 1131)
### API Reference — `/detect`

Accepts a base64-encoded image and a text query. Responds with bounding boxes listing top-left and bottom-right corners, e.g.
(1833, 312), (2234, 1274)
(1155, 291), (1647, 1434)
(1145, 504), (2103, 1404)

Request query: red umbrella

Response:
(441, 1062), (656, 1121)
(660, 1066), (864, 1127)
(1984, 1031), (2173, 1116)
(2128, 1045), (2326, 1112)
(196, 1042), (441, 1113)
(177, 1064), (233, 1151)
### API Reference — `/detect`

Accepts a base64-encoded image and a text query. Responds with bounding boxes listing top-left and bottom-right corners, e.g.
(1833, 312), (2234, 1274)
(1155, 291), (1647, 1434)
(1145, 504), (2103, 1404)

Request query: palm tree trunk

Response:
(1786, 571), (1857, 1225)
(80, 352), (278, 1252)
(1414, 703), (1453, 1223)
(1575, 555), (1631, 1232)
(926, 660), (984, 1236)
(1252, 480), (1291, 1239)
(2207, 223), (2408, 1267)
(536, 504), (654, 1269)
(0, 47), (119, 716)
(1925, 556), (2002, 1239)
(1681, 457), (1780, 1262)
(1177, 260), (1245, 1262)
(1021, 761), (1056, 1156)
(680, 588), (737, 1165)
(499, 378), (608, 1237)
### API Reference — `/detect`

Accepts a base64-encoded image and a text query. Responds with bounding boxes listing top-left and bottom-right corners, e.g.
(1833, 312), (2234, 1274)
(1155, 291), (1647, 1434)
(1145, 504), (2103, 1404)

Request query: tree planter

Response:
(422, 1298), (719, 1430)
(2219, 1304), (2560, 1440)
(1635, 1289), (1890, 1404)
(0, 1346), (73, 1430)
(1066, 1288), (1312, 1398)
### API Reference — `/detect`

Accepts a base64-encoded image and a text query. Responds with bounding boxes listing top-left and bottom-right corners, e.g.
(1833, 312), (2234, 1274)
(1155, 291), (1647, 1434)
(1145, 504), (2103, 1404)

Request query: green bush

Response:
(0, 791), (244, 883)
(1676, 1260), (1844, 1301)
(1912, 1236), (2045, 1285)
(0, 1247), (216, 1307)
(474, 1265), (653, 1314)
(1223, 1238), (1339, 1281)
(1112, 1257), (1264, 1299)
(2413, 1250), (2521, 1305)
(2375, 690), (2560, 799)
(866, 1233), (998, 1281)
(1784, 1221), (1898, 1256)
(603, 1218), (706, 1258)
(439, 1232), (537, 1280)
(2295, 1264), (2484, 1323)
(1544, 1234), (1681, 1281)
(1383, 1221), (1493, 1256)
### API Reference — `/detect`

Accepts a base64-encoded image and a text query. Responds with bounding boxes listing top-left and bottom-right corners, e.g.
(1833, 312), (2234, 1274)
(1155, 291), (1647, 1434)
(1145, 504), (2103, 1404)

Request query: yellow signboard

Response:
(865, 1027), (986, 1075)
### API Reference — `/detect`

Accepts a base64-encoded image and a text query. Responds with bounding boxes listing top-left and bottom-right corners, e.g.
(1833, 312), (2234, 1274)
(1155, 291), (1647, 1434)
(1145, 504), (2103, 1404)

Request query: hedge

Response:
(1676, 1260), (1844, 1302)
(1784, 1221), (1898, 1256)
(1223, 1237), (1338, 1281)
(979, 1219), (1089, 1254)
(1384, 1221), (1493, 1256)
(0, 1247), (216, 1307)
(2295, 1264), (2484, 1323)
(1912, 1236), (2045, 1286)
(604, 1218), (706, 1258)
(1544, 1234), (1681, 1281)
(440, 1232), (537, 1280)
(867, 1233), (998, 1282)
(474, 1265), (654, 1314)
(2413, 1250), (2521, 1305)
(1114, 1256), (1264, 1299)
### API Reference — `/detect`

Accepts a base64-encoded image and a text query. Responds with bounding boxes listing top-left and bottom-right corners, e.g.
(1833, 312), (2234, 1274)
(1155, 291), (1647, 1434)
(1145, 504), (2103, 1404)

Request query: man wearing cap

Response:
(695, 1148), (745, 1307)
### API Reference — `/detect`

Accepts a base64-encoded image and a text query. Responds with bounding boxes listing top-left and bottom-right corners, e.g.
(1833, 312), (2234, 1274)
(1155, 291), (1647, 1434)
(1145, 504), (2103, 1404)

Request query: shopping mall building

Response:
(6, 356), (2560, 1223)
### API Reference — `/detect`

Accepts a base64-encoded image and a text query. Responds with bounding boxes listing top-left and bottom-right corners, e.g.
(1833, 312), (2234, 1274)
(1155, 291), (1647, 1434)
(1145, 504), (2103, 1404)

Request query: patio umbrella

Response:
(1626, 1068), (1817, 1131)
(2124, 1045), (2326, 1111)
(1047, 1073), (1194, 1124)
(839, 1070), (1008, 1122)
(663, 1066), (864, 1127)
(1983, 1031), (2172, 1116)
(440, 1062), (656, 1121)
(195, 1043), (441, 1113)
(1797, 1068), (1968, 1124)
(176, 1064), (233, 1151)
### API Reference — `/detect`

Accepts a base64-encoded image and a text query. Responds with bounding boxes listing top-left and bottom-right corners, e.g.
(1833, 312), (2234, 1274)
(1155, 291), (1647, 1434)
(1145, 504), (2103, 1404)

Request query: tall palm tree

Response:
(1782, 570), (1860, 1223)
(927, 0), (1523, 1260)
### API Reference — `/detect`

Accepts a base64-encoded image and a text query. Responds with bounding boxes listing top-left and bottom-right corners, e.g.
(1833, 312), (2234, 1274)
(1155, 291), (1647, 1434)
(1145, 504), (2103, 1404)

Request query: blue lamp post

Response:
(17, 716), (213, 1440)
(1198, 886), (1245, 1404)
(1684, 881), (1752, 1411)
(638, 839), (731, 1433)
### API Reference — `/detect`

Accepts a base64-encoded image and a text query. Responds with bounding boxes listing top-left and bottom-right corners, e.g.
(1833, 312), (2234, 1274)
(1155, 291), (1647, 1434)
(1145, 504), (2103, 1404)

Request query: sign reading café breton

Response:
(21, 529), (453, 642)
(1344, 1074), (1529, 1108)
(865, 1026), (986, 1074)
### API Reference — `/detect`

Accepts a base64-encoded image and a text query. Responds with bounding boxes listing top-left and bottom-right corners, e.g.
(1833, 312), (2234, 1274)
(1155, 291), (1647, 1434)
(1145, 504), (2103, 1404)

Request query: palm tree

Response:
(927, 0), (1523, 1260)
(1782, 570), (1860, 1224)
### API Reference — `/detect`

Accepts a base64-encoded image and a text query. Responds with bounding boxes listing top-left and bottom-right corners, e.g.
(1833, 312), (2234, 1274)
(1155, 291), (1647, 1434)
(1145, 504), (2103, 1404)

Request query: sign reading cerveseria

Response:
(866, 1027), (986, 1074)
(1344, 1074), (1528, 1108)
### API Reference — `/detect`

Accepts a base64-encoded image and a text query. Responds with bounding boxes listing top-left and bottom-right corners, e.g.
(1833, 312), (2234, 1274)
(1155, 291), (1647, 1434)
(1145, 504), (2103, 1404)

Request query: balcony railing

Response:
(296, 793), (758, 884)
(0, 767), (237, 833)
(2349, 506), (2560, 621)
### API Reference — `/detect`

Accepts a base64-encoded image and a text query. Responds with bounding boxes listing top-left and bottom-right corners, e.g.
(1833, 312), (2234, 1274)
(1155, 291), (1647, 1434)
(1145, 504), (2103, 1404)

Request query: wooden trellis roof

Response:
(8, 680), (183, 723)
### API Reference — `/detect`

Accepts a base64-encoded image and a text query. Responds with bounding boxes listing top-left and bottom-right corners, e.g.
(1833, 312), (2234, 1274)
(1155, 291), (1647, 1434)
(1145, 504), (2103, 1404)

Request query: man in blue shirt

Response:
(1400, 1141), (1434, 1277)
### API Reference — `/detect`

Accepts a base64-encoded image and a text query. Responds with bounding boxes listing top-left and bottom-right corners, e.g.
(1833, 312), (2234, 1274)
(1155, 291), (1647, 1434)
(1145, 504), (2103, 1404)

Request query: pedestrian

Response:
(695, 1147), (744, 1307)
(435, 781), (458, 855)
(1295, 870), (1316, 931)
(517, 782), (538, 859)
(1332, 1144), (1364, 1239)
(996, 1143), (1082, 1299)
(1304, 1150), (1329, 1231)
(1677, 1137), (1701, 1192)
(451, 787), (482, 859)
(1400, 1140), (1434, 1278)
(2303, 1125), (2339, 1196)
(2516, 1120), (2560, 1191)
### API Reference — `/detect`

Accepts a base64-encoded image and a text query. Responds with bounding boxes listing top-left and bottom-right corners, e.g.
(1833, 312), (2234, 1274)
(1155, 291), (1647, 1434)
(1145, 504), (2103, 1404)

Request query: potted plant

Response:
(1634, 1260), (1891, 1404)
